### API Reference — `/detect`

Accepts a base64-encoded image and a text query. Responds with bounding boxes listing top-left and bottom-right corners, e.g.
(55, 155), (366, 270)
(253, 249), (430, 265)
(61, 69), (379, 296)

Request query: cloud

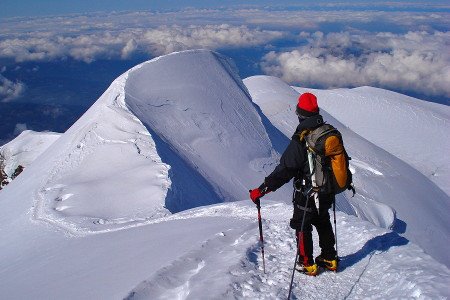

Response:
(140, 24), (285, 56)
(1, 8), (448, 98)
(121, 39), (138, 59)
(13, 123), (28, 135)
(1, 8), (447, 63)
(0, 74), (26, 102)
(237, 9), (450, 31)
(261, 31), (450, 98)
(0, 24), (284, 63)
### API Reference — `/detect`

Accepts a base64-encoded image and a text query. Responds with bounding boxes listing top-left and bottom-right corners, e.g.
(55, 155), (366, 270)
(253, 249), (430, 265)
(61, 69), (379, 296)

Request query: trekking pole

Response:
(333, 201), (338, 263)
(287, 192), (311, 299)
(256, 198), (266, 274)
(287, 243), (299, 299)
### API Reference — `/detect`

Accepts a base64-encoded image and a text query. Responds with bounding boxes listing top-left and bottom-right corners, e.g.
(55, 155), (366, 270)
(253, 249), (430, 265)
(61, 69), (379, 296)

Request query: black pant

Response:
(290, 192), (336, 265)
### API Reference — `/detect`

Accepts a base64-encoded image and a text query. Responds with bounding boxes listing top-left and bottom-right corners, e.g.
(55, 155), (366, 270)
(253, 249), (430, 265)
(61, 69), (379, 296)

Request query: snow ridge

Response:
(29, 71), (172, 234)
(3, 50), (288, 236)
(124, 50), (285, 206)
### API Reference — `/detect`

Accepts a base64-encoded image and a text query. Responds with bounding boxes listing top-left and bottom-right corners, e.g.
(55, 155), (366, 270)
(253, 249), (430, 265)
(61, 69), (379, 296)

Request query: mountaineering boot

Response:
(295, 262), (318, 276)
(315, 254), (338, 272)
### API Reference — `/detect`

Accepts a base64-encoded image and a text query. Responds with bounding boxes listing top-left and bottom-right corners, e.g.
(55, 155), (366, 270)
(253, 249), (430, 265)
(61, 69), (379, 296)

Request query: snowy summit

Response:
(0, 50), (449, 299)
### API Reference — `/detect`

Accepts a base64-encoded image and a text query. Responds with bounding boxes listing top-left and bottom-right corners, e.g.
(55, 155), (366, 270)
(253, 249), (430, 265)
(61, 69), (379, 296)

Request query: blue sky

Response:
(2, 0), (299, 18)
(2, 0), (450, 18)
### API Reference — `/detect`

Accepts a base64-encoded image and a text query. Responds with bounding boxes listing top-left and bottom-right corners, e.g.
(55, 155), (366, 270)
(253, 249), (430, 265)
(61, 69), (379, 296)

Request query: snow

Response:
(0, 50), (449, 299)
(124, 50), (288, 207)
(28, 75), (173, 233)
(0, 50), (287, 235)
(126, 202), (450, 300)
(0, 130), (60, 176)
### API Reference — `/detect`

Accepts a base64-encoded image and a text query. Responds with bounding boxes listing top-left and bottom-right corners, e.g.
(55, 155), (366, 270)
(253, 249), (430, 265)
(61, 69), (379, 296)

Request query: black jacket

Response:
(264, 114), (324, 192)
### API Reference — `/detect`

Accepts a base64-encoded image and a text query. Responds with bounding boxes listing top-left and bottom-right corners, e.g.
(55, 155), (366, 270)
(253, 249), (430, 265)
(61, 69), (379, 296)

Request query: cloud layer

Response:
(262, 31), (450, 97)
(0, 74), (25, 102)
(1, 8), (448, 63)
(0, 24), (284, 63)
(1, 8), (449, 99)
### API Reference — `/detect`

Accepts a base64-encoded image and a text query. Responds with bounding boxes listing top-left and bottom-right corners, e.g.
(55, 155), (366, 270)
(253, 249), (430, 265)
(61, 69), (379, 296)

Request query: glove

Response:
(249, 183), (270, 203)
(250, 188), (264, 203)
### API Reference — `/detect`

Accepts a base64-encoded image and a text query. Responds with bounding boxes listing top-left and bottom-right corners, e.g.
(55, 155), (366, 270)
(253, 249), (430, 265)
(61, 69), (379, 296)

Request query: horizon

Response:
(2, 1), (449, 19)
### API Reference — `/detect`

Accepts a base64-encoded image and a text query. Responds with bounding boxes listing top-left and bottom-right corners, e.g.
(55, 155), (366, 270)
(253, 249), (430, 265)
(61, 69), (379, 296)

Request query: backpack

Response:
(299, 124), (354, 196)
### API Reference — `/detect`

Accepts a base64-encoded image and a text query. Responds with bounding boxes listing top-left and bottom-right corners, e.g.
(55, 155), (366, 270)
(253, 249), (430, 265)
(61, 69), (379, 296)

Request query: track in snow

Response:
(125, 202), (449, 300)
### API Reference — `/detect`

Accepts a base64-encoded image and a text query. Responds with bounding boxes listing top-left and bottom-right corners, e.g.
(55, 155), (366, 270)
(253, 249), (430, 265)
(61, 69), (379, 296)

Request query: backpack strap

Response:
(298, 129), (310, 142)
(305, 125), (339, 154)
(295, 130), (315, 191)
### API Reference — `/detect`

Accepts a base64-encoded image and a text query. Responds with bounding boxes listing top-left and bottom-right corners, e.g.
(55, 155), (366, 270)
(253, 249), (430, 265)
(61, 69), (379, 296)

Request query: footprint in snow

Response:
(54, 193), (74, 202)
(125, 258), (206, 300)
(43, 184), (66, 191)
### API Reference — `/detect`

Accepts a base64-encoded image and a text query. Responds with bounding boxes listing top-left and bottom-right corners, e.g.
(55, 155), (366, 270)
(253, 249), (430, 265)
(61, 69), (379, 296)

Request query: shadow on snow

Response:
(144, 126), (223, 213)
(339, 231), (409, 271)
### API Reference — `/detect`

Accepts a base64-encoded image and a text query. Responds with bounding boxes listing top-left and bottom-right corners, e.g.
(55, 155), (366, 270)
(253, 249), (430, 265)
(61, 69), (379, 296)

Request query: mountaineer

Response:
(250, 92), (353, 276)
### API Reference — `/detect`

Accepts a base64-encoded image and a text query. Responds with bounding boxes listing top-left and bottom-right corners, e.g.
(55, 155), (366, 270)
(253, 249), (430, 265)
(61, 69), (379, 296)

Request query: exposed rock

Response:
(11, 165), (24, 180)
(0, 154), (24, 190)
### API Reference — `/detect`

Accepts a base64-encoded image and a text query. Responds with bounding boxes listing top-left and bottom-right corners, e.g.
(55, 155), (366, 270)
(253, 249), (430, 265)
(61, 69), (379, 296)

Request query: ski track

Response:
(124, 203), (450, 300)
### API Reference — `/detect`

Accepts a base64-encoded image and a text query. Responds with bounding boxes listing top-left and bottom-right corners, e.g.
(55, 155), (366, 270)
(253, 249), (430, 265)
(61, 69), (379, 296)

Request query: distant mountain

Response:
(0, 130), (60, 189)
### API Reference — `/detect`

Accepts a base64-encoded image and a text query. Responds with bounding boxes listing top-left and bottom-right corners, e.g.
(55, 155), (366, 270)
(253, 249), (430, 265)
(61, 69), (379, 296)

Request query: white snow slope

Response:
(0, 130), (60, 177)
(0, 50), (288, 235)
(0, 50), (449, 299)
